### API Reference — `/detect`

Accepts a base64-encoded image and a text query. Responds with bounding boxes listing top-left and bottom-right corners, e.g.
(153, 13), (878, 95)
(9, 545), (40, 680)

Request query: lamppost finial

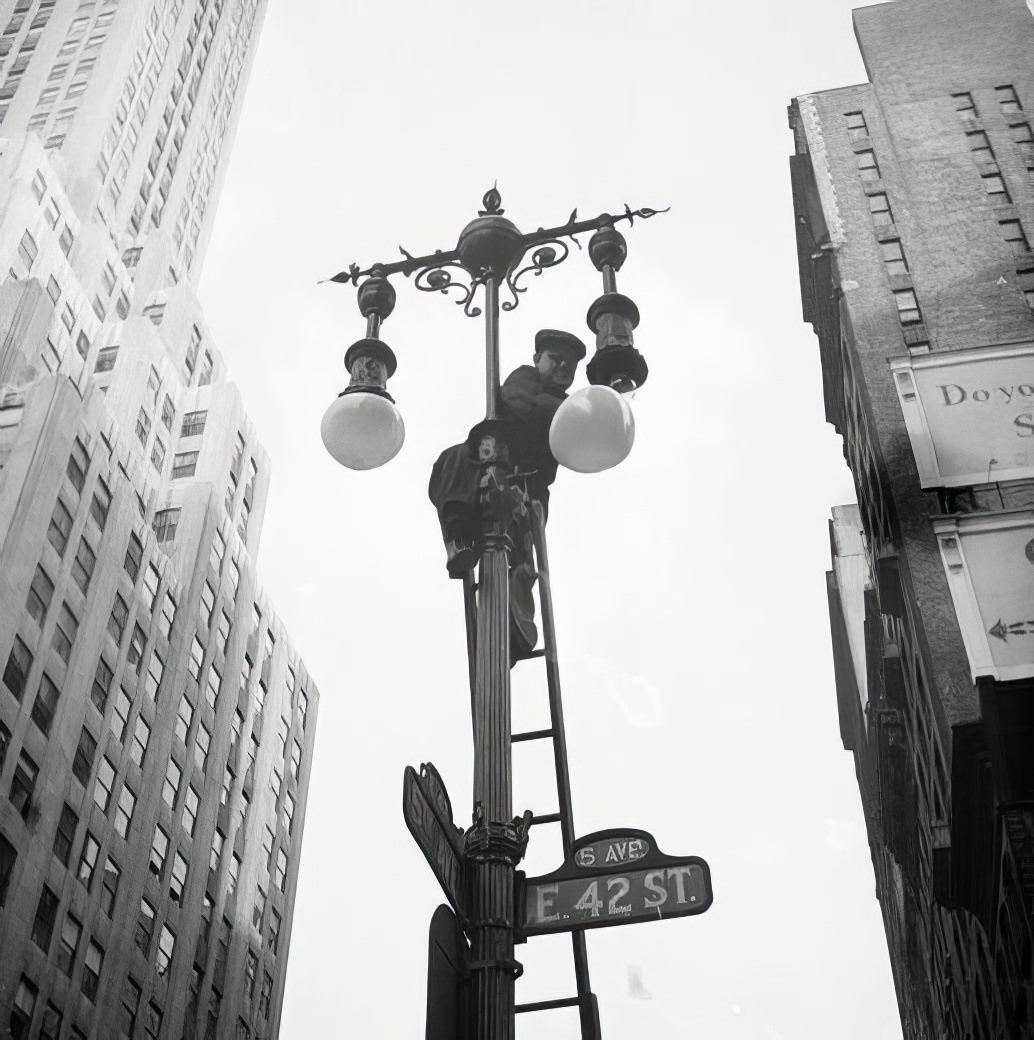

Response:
(479, 183), (504, 216)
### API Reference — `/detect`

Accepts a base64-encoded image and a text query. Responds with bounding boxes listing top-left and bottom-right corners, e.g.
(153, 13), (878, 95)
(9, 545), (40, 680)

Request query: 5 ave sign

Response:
(403, 763), (466, 919)
(518, 828), (712, 938)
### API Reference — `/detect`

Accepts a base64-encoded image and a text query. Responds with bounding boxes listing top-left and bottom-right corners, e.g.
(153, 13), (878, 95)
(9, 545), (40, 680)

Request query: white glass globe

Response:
(549, 385), (635, 473)
(320, 391), (405, 470)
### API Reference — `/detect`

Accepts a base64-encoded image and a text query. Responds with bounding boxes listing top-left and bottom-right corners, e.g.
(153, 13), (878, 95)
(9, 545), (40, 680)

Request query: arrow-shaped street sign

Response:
(403, 763), (466, 919)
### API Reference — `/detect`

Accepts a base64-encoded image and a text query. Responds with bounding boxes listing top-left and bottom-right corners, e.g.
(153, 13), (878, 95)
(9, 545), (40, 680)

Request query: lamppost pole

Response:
(466, 269), (523, 1040)
(321, 189), (666, 1040)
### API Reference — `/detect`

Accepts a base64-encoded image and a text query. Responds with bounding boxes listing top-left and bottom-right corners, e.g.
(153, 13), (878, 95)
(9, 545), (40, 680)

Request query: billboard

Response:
(891, 343), (1034, 488)
(934, 512), (1034, 681)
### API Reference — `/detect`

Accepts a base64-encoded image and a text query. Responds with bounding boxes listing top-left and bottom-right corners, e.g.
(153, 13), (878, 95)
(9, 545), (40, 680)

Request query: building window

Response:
(1011, 122), (1034, 158)
(26, 564), (55, 625)
(145, 651), (164, 701)
(845, 110), (868, 141)
(855, 149), (880, 181)
(91, 656), (113, 713)
(10, 977), (38, 1039)
(53, 803), (79, 867)
(150, 436), (166, 473)
(1001, 219), (1031, 255)
(94, 345), (118, 373)
(77, 832), (100, 890)
(17, 231), (39, 272)
(159, 592), (177, 639)
(127, 623), (147, 674)
(161, 394), (175, 431)
(259, 972), (272, 1019)
(30, 673), (61, 736)
(153, 508), (180, 544)
(156, 924), (175, 976)
(183, 785), (199, 836)
(108, 594), (129, 644)
(879, 238), (909, 276)
(170, 852), (188, 902)
(130, 716), (150, 767)
(81, 940), (103, 1001)
(10, 751), (39, 818)
(173, 450), (199, 479)
(52, 602), (79, 663)
(163, 758), (182, 808)
(983, 172), (1011, 201)
(143, 1003), (163, 1040)
(967, 130), (994, 159)
(72, 726), (96, 786)
(217, 611), (231, 652)
(135, 408), (151, 446)
(996, 84), (1023, 114)
(75, 331), (90, 360)
(143, 303), (165, 325)
(894, 288), (922, 324)
(189, 636), (205, 681)
(59, 226), (74, 258)
(93, 756), (116, 813)
(39, 1004), (62, 1040)
(181, 409), (207, 437)
(119, 979), (141, 1038)
(100, 857), (120, 916)
(114, 783), (136, 838)
(195, 723), (211, 772)
(61, 303), (76, 333)
(143, 563), (161, 611)
(67, 438), (89, 494)
(205, 668), (221, 709)
(952, 91), (976, 119)
(274, 848), (288, 891)
(47, 498), (74, 557)
(3, 637), (33, 701)
(149, 824), (169, 879)
(71, 538), (96, 595)
(56, 914), (81, 975)
(32, 885), (59, 951)
(125, 533), (144, 583)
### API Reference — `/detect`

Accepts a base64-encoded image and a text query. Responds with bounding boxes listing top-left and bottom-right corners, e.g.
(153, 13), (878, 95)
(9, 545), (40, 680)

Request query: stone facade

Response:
(0, 2), (318, 1039)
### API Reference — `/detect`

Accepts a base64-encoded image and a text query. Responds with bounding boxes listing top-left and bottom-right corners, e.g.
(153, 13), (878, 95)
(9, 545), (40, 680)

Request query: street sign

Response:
(403, 763), (466, 918)
(518, 828), (712, 938)
(426, 904), (468, 1040)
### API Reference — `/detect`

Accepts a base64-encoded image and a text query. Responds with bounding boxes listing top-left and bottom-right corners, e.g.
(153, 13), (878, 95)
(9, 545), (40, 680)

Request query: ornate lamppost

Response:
(321, 189), (666, 1040)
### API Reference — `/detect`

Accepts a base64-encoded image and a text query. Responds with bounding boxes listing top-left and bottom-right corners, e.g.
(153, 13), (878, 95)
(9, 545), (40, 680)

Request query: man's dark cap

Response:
(535, 329), (586, 362)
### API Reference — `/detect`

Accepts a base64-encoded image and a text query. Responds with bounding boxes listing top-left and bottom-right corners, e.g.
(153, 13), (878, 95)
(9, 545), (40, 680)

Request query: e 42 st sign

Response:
(518, 828), (712, 938)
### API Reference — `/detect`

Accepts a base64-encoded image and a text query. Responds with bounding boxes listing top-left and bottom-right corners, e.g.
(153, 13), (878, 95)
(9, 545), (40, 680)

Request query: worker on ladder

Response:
(427, 329), (587, 663)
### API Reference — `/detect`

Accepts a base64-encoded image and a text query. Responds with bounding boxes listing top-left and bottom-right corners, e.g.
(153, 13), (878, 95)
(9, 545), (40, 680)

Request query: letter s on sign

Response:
(643, 870), (668, 909)
(1015, 413), (1034, 438)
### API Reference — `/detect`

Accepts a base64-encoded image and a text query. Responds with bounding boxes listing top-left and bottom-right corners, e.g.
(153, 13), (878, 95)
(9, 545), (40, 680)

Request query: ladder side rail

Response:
(529, 501), (597, 1038)
(529, 500), (577, 854)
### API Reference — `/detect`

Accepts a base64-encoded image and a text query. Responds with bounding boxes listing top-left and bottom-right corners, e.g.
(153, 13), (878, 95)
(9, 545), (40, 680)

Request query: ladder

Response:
(462, 499), (601, 1040)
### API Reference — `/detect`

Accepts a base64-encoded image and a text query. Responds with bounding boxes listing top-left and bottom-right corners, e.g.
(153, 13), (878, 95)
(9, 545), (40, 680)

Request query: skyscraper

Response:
(0, 2), (318, 1038)
(789, 0), (1034, 1036)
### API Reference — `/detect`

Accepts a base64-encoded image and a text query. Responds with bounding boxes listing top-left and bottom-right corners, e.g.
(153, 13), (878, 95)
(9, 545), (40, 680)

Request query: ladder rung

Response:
(530, 812), (561, 826)
(515, 997), (581, 1014)
(512, 728), (554, 743)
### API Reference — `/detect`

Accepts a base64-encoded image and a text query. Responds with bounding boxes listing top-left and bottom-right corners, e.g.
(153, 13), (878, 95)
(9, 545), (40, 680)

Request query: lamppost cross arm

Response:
(323, 204), (669, 287)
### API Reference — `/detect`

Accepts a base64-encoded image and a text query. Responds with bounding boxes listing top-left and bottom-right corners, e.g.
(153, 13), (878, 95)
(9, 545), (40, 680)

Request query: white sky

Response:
(200, 1), (904, 1037)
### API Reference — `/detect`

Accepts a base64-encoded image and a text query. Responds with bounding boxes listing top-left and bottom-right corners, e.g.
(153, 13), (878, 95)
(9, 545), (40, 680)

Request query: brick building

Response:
(789, 0), (1034, 1037)
(0, 2), (318, 1038)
